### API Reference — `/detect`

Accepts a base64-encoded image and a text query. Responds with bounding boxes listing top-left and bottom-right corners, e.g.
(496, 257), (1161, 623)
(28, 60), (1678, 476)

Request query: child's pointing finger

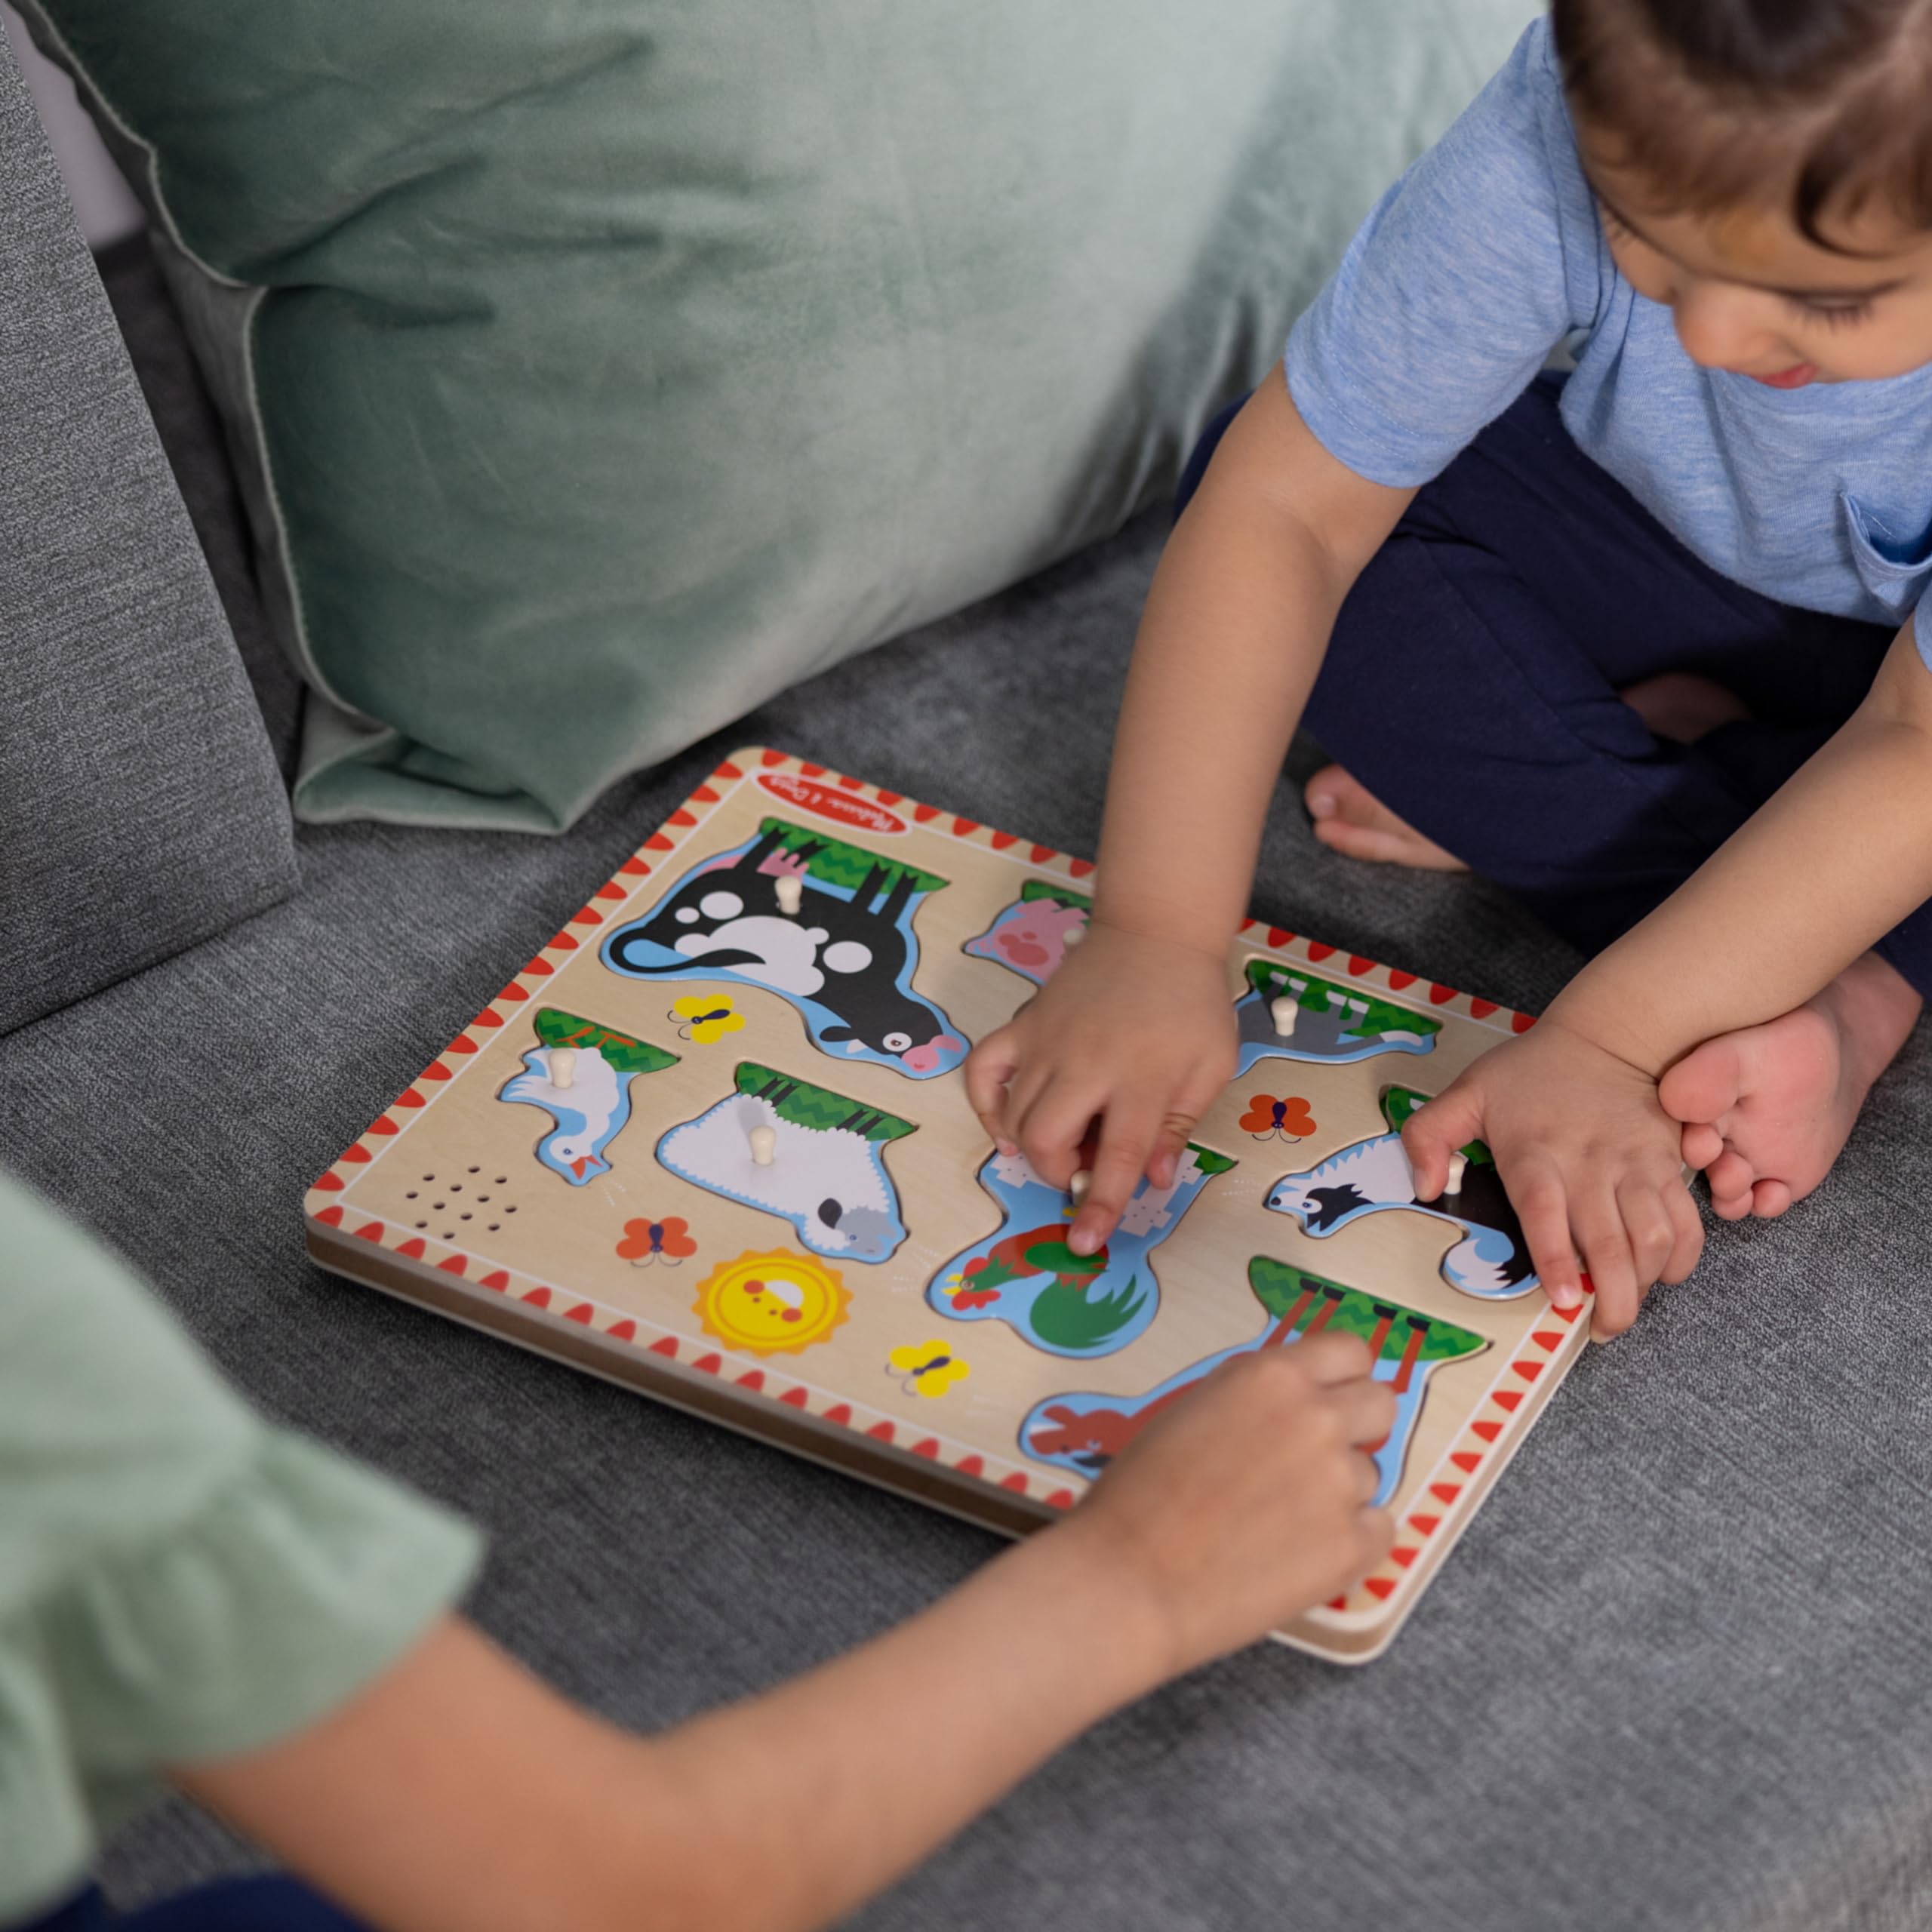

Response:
(1398, 1085), (1485, 1202)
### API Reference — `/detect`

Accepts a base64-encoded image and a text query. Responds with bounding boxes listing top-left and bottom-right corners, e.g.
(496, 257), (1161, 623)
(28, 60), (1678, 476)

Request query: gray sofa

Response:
(9, 64), (1932, 1932)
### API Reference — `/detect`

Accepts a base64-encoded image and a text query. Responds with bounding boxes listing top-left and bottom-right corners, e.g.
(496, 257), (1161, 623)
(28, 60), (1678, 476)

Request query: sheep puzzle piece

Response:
(306, 749), (1593, 1663)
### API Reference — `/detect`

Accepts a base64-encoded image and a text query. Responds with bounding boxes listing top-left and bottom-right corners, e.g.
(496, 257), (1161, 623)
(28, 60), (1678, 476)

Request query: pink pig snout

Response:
(901, 1034), (964, 1073)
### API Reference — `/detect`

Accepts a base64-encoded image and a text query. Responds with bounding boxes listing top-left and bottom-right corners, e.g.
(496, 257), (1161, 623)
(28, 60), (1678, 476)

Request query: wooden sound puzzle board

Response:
(306, 748), (1592, 1663)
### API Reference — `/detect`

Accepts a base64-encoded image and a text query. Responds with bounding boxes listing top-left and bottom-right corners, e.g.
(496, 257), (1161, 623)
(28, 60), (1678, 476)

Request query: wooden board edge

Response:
(306, 1221), (1055, 1541)
(1276, 1309), (1590, 1662)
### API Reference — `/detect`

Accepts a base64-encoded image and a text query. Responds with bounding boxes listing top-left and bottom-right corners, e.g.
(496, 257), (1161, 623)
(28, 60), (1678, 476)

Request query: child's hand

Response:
(1058, 1334), (1396, 1673)
(1400, 1019), (1704, 1337)
(964, 920), (1237, 1255)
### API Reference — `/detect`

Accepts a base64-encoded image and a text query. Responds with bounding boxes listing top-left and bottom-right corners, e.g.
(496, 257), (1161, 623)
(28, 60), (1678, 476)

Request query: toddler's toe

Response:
(1658, 1036), (1744, 1129)
(1705, 1146), (1757, 1220)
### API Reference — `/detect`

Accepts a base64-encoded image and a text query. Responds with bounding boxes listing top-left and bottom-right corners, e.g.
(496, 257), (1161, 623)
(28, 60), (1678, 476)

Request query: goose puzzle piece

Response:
(306, 749), (1592, 1663)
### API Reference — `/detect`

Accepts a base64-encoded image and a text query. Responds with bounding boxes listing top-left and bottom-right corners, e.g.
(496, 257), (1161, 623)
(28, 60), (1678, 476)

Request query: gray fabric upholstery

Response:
(6, 243), (1931, 1931)
(0, 38), (294, 1038)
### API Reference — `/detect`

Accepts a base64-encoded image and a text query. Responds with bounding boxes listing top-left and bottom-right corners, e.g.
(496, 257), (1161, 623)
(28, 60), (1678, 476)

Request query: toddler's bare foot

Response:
(1660, 952), (1921, 1220)
(1619, 671), (1752, 743)
(1303, 766), (1466, 871)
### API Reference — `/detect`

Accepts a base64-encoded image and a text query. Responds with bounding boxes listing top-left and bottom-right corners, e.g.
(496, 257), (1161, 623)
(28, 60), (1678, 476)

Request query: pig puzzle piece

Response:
(1265, 1085), (1537, 1300)
(963, 881), (1091, 986)
(1019, 1257), (1489, 1504)
(656, 1062), (915, 1264)
(1235, 958), (1443, 1074)
(600, 819), (968, 1079)
(926, 1143), (1236, 1358)
(498, 1008), (681, 1185)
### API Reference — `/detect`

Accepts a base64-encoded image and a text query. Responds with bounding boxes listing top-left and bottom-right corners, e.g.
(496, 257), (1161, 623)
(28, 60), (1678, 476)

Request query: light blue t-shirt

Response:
(1284, 15), (1932, 639)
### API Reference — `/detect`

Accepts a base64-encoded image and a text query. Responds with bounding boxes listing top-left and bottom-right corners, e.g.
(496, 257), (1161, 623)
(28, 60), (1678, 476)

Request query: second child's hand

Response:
(1399, 1017), (1704, 1335)
(964, 919), (1237, 1256)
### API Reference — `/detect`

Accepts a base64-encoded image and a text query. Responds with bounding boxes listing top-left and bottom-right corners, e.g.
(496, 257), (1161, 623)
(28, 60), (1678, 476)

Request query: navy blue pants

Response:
(1179, 375), (1932, 995)
(20, 1879), (368, 1932)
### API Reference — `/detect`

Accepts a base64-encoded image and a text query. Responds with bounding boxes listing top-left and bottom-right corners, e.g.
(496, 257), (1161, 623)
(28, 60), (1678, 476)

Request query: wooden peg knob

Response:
(549, 1048), (577, 1090)
(775, 875), (804, 915)
(1269, 995), (1298, 1038)
(749, 1124), (777, 1167)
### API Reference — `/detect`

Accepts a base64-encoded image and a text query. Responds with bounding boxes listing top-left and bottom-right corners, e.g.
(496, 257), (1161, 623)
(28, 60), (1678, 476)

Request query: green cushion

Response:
(23, 0), (1531, 832)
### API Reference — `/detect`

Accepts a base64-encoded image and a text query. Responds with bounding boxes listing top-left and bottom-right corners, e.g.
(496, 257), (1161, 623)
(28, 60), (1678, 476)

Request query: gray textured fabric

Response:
(10, 240), (1932, 1932)
(0, 37), (295, 1037)
(96, 236), (302, 781)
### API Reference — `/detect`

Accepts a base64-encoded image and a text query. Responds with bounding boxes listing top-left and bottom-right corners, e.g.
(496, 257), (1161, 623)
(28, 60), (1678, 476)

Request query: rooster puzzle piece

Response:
(657, 1063), (915, 1263)
(601, 819), (967, 1079)
(1020, 1257), (1488, 1503)
(498, 1008), (680, 1184)
(1265, 1086), (1537, 1300)
(926, 1144), (1235, 1358)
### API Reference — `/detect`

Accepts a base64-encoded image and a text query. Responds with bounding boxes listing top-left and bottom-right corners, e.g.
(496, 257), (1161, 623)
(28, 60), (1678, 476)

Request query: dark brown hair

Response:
(1552, 0), (1932, 248)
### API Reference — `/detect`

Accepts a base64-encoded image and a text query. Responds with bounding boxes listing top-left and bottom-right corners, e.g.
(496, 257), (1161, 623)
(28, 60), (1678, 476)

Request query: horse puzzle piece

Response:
(927, 1144), (1235, 1358)
(1265, 1085), (1537, 1300)
(497, 1008), (680, 1184)
(656, 1061), (915, 1263)
(963, 881), (1091, 986)
(1235, 959), (1443, 1074)
(601, 819), (968, 1078)
(1020, 1257), (1489, 1504)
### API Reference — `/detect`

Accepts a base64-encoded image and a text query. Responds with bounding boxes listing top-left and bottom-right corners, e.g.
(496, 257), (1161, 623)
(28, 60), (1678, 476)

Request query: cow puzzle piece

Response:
(927, 1144), (1236, 1358)
(962, 881), (1091, 987)
(1234, 958), (1441, 1075)
(498, 1008), (680, 1184)
(656, 1062), (915, 1264)
(1265, 1085), (1537, 1300)
(1020, 1257), (1489, 1504)
(601, 819), (968, 1079)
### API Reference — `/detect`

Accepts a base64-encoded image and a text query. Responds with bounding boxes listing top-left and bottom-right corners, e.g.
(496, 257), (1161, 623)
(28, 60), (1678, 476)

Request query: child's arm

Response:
(965, 368), (1413, 1251)
(174, 1335), (1395, 1932)
(1404, 622), (1932, 1332)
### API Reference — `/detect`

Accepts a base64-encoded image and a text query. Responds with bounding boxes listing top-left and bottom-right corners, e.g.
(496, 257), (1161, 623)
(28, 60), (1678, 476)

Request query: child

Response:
(0, 1164), (1392, 1932)
(968, 0), (1932, 1339)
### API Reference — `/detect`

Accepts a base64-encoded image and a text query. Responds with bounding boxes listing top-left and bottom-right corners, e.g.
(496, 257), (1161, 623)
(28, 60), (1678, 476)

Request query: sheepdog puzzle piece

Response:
(1266, 1085), (1537, 1300)
(1020, 1258), (1487, 1505)
(657, 1062), (915, 1263)
(927, 1145), (1236, 1359)
(497, 1008), (680, 1183)
(601, 818), (967, 1078)
(306, 748), (1590, 1666)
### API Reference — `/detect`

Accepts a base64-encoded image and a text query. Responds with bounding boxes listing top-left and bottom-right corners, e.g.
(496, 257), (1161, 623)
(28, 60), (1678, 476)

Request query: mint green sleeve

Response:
(0, 1170), (483, 1924)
